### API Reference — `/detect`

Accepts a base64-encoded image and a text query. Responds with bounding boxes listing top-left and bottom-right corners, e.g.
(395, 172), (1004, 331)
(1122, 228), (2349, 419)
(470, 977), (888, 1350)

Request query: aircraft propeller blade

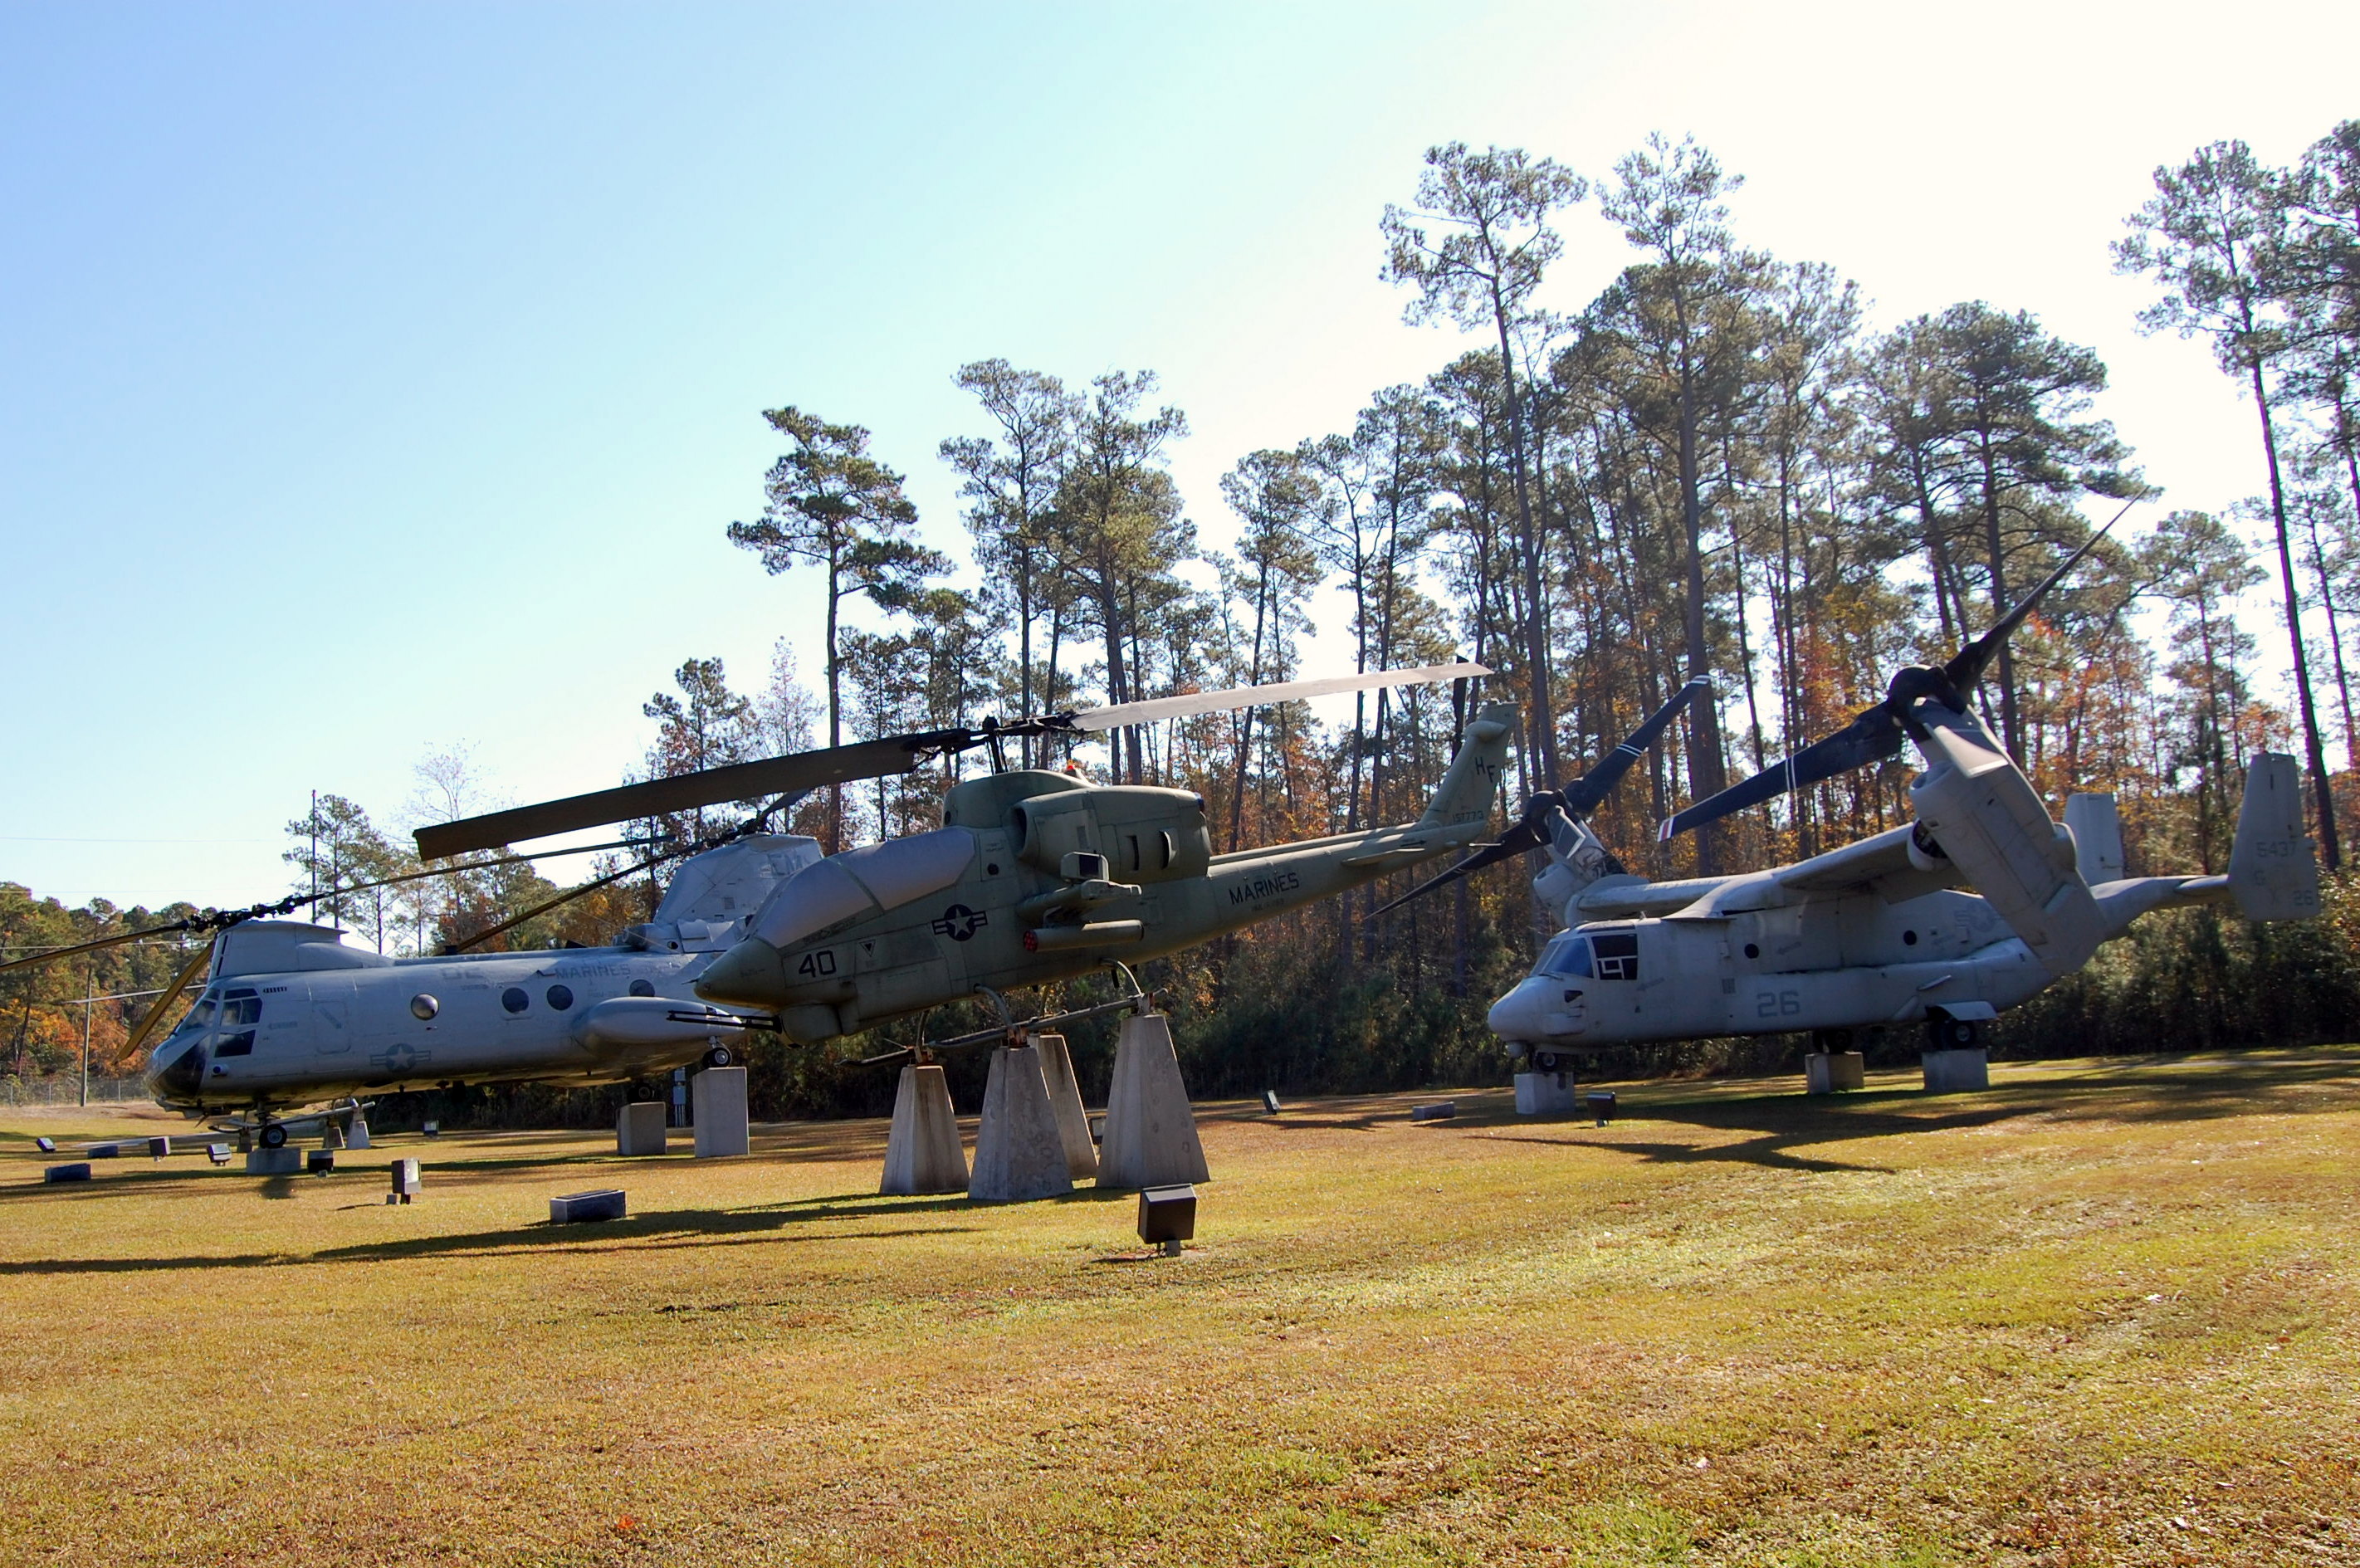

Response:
(1658, 504), (2132, 842)
(418, 665), (1493, 857)
(1367, 677), (1708, 919)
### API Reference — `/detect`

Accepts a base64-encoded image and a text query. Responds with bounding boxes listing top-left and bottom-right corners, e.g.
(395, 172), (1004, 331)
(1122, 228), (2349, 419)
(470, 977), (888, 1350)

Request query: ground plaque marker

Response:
(550, 1189), (627, 1224)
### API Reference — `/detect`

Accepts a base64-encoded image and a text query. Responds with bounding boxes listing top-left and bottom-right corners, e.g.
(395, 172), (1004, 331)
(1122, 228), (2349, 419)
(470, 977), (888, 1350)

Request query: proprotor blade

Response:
(1063, 662), (1490, 732)
(414, 732), (963, 859)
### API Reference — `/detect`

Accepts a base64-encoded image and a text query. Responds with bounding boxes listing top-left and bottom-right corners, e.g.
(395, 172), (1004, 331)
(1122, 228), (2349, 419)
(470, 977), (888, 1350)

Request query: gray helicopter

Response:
(7, 832), (821, 1146)
(1388, 531), (2322, 1075)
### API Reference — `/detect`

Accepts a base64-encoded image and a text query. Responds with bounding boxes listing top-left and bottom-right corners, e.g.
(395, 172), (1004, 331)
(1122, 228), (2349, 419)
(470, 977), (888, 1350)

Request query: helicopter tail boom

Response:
(1417, 703), (1518, 833)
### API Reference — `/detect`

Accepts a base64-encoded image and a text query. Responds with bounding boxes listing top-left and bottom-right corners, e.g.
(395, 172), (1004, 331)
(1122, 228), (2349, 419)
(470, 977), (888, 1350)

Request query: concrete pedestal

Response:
(345, 1110), (370, 1150)
(1805, 1052), (1866, 1094)
(245, 1147), (302, 1175)
(321, 1121), (344, 1150)
(880, 1064), (969, 1195)
(617, 1101), (669, 1156)
(1515, 1071), (1581, 1115)
(691, 1067), (750, 1157)
(970, 1045), (1071, 1204)
(1096, 1013), (1210, 1191)
(1922, 1048), (1990, 1093)
(1029, 1032), (1098, 1180)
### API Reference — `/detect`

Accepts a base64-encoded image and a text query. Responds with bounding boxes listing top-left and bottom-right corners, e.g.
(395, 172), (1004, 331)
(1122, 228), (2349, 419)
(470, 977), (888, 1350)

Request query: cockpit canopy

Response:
(749, 828), (976, 950)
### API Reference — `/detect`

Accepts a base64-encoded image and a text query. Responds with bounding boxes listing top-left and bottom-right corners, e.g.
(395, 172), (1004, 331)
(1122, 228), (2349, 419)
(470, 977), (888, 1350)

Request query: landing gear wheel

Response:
(1928, 1015), (1981, 1050)
(703, 1043), (736, 1070)
(259, 1123), (288, 1149)
(1532, 1050), (1563, 1072)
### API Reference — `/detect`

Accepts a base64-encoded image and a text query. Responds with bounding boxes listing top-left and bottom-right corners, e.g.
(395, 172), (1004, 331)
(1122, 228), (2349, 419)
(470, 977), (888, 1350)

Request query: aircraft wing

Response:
(1771, 823), (1960, 901)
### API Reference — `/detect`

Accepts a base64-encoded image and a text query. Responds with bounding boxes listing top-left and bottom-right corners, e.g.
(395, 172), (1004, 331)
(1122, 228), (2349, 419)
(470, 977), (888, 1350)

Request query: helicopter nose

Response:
(696, 937), (786, 1007)
(145, 1038), (207, 1106)
(1487, 979), (1545, 1040)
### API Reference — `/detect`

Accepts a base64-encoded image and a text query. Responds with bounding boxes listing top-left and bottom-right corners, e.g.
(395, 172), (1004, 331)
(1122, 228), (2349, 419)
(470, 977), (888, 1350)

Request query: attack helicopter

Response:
(3, 824), (823, 1145)
(1387, 525), (2323, 1072)
(416, 665), (1514, 1042)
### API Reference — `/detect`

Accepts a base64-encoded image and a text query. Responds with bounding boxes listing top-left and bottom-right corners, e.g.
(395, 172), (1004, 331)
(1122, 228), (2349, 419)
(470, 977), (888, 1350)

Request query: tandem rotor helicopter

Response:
(6, 663), (1507, 1144)
(1381, 524), (2323, 1075)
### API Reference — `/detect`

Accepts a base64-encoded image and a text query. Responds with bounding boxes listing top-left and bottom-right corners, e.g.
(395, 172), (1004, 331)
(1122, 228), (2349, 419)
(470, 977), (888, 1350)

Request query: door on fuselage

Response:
(1583, 926), (1645, 1018)
(311, 977), (355, 1053)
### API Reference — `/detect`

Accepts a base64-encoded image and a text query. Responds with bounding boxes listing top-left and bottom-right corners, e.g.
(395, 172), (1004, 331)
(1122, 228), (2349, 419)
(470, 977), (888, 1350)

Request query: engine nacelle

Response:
(1011, 786), (1212, 882)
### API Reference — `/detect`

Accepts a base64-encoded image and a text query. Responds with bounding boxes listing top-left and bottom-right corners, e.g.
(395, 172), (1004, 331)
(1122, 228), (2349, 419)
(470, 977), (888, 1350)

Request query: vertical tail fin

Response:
(1419, 702), (1517, 833)
(2062, 793), (2125, 885)
(2228, 752), (2322, 921)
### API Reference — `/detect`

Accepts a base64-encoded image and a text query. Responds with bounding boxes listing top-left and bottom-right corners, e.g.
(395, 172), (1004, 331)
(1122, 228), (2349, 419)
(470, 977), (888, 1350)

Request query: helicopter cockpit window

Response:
(213, 988), (262, 1056)
(1537, 935), (1592, 979)
(751, 828), (976, 951)
(1589, 930), (1640, 981)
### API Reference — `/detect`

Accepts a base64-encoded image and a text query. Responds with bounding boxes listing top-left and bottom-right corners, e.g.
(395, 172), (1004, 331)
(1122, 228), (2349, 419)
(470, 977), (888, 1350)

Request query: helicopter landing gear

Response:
(1926, 1014), (1982, 1051)
(258, 1122), (289, 1150)
(702, 1043), (737, 1070)
(1532, 1049), (1566, 1073)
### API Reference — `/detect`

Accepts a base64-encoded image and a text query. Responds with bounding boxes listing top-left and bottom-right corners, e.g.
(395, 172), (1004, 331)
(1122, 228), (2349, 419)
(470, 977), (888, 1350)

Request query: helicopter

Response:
(3, 827), (825, 1145)
(414, 664), (1513, 1042)
(1384, 525), (2323, 1076)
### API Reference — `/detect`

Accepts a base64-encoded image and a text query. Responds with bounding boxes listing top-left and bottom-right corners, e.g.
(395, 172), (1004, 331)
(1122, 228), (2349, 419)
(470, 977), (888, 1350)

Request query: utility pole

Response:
(80, 965), (92, 1107)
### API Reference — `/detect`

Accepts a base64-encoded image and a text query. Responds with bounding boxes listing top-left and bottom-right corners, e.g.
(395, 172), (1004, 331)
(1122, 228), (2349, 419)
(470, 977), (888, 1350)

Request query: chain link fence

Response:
(1, 1077), (148, 1106)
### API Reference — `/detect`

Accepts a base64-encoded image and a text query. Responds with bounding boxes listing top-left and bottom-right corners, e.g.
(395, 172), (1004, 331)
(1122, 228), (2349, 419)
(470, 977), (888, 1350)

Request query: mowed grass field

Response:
(2, 1053), (2356, 1567)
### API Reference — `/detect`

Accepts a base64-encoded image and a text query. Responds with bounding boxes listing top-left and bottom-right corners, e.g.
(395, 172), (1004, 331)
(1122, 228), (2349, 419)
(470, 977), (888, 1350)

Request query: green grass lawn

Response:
(3, 1051), (2355, 1566)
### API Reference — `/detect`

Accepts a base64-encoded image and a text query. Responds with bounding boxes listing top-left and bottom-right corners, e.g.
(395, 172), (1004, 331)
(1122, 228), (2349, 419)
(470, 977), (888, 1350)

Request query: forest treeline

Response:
(11, 125), (2360, 1111)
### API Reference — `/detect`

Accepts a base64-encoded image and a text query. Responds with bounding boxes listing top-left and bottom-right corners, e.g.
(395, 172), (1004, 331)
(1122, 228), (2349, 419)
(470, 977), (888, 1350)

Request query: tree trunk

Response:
(2251, 358), (2343, 870)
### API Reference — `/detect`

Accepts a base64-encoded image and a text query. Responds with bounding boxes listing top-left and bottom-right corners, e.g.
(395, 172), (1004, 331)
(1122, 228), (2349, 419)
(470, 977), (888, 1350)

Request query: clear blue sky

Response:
(4, 0), (2355, 908)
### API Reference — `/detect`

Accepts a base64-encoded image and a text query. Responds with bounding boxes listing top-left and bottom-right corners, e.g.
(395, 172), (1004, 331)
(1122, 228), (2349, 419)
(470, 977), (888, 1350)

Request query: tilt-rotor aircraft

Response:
(415, 667), (1512, 1042)
(5, 830), (822, 1145)
(1397, 531), (2322, 1072)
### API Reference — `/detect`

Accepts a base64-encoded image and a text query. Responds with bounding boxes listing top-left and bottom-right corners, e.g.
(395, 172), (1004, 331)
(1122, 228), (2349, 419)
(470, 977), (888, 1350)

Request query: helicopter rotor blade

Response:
(1063, 662), (1491, 732)
(415, 734), (965, 859)
(1364, 821), (1550, 920)
(123, 940), (217, 1060)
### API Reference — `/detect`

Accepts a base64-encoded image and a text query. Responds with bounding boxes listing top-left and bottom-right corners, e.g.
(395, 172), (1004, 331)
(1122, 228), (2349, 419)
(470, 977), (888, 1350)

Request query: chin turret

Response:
(695, 937), (787, 1007)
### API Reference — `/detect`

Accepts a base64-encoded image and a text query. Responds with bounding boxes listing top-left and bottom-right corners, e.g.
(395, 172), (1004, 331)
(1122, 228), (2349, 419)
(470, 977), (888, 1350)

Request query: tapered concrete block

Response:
(1029, 1032), (1098, 1180)
(1095, 1013), (1209, 1191)
(880, 1064), (968, 1195)
(617, 1101), (669, 1156)
(970, 1045), (1071, 1204)
(1516, 1072), (1581, 1115)
(691, 1067), (750, 1157)
(1805, 1052), (1866, 1094)
(321, 1121), (344, 1150)
(344, 1110), (370, 1150)
(1922, 1048), (1990, 1093)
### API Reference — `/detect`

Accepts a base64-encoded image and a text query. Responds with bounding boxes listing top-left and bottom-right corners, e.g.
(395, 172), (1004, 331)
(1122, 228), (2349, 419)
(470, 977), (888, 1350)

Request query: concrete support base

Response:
(1922, 1048), (1990, 1093)
(321, 1121), (344, 1150)
(1805, 1052), (1866, 1094)
(345, 1111), (370, 1150)
(1096, 1013), (1209, 1191)
(617, 1101), (668, 1156)
(970, 1045), (1072, 1204)
(245, 1147), (302, 1175)
(691, 1067), (750, 1157)
(880, 1064), (969, 1195)
(1515, 1071), (1581, 1115)
(1029, 1032), (1098, 1180)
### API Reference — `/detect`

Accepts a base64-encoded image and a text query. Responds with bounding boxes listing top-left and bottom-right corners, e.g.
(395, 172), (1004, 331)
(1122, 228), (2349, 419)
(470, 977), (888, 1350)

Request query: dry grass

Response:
(2, 1051), (2356, 1566)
